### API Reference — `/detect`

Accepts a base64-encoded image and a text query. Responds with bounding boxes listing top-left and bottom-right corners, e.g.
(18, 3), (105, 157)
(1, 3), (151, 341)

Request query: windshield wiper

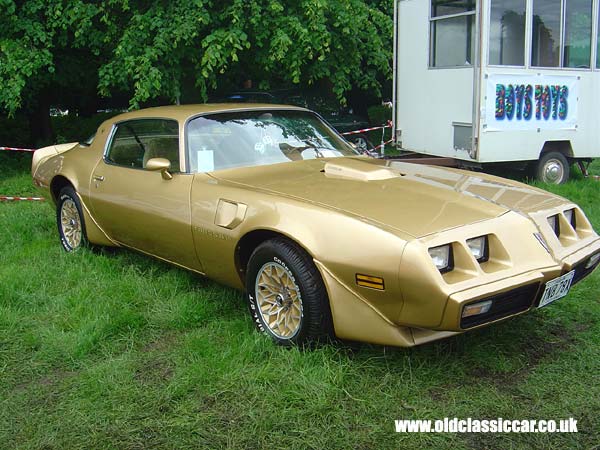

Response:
(279, 142), (325, 160)
(307, 146), (324, 158)
(279, 139), (334, 160)
(302, 140), (325, 158)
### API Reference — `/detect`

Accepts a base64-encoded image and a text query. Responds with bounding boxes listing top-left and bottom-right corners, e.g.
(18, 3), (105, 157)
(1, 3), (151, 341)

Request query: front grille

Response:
(572, 257), (599, 285)
(460, 283), (540, 329)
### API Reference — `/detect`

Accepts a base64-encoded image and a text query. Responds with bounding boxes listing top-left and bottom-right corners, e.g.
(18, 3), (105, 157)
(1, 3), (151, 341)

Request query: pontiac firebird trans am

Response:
(31, 104), (600, 347)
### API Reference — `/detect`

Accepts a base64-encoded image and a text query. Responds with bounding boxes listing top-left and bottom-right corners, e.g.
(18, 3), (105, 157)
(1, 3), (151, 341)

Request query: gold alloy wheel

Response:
(255, 262), (303, 339)
(60, 198), (82, 249)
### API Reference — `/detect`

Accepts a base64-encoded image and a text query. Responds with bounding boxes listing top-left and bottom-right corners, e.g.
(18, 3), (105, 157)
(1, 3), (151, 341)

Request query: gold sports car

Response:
(31, 104), (600, 347)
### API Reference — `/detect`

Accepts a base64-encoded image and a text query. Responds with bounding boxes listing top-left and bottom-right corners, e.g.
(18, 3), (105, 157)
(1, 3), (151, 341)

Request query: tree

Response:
(97, 0), (393, 107)
(0, 0), (393, 143)
(0, 0), (119, 143)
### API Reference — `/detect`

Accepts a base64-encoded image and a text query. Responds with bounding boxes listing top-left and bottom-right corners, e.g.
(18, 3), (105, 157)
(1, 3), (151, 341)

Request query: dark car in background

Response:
(216, 90), (374, 151)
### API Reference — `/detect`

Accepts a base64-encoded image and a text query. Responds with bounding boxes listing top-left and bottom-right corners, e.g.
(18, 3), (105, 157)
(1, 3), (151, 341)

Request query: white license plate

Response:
(538, 270), (575, 308)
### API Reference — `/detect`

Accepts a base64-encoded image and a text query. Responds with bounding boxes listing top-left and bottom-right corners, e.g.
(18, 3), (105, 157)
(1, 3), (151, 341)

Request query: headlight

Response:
(564, 208), (576, 229)
(466, 236), (488, 262)
(462, 300), (493, 318)
(547, 215), (560, 237)
(428, 244), (452, 273)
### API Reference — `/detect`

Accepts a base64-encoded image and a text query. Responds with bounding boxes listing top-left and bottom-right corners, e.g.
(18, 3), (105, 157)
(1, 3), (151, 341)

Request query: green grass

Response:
(1, 152), (599, 449)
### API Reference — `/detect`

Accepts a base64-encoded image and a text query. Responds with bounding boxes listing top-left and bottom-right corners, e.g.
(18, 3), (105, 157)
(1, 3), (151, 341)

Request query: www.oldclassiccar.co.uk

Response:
(395, 417), (578, 434)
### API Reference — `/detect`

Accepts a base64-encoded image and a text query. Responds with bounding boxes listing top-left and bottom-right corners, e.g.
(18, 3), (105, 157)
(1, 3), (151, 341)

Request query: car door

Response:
(89, 118), (203, 273)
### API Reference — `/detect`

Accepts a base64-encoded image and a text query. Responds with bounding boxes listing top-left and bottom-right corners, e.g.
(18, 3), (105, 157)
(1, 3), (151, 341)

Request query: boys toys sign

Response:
(485, 74), (578, 132)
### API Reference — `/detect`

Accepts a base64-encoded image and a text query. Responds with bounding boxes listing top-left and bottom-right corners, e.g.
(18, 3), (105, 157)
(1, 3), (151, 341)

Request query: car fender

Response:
(190, 175), (409, 325)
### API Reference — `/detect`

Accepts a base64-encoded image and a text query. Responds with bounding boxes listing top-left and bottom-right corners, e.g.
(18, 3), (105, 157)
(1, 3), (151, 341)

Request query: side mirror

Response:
(145, 158), (173, 180)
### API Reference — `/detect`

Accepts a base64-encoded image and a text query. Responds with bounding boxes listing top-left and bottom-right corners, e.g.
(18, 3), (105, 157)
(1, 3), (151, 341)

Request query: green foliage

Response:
(0, 0), (393, 113)
(52, 112), (121, 144)
(0, 112), (120, 147)
(0, 0), (109, 113)
(367, 104), (392, 126)
(0, 115), (30, 147)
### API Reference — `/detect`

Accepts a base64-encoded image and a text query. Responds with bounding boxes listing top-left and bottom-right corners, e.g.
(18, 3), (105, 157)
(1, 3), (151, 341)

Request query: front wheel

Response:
(246, 238), (333, 346)
(535, 152), (570, 184)
(57, 186), (88, 252)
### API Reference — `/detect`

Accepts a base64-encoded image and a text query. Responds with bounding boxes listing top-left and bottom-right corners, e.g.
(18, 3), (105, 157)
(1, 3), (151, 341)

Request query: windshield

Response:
(186, 110), (359, 172)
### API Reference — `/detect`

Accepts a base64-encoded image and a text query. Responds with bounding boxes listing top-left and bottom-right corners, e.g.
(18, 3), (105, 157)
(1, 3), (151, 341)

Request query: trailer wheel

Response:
(535, 152), (570, 184)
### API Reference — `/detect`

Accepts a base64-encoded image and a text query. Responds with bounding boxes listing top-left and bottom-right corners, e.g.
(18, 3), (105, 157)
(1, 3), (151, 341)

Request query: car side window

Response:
(106, 119), (180, 172)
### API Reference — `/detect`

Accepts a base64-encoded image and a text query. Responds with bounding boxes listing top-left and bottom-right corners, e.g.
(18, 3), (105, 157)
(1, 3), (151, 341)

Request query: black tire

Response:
(246, 238), (333, 346)
(534, 152), (570, 184)
(56, 186), (89, 252)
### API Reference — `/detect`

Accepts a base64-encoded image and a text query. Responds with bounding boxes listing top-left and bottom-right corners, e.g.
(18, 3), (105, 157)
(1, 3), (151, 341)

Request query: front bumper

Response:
(436, 237), (600, 332)
(316, 238), (600, 348)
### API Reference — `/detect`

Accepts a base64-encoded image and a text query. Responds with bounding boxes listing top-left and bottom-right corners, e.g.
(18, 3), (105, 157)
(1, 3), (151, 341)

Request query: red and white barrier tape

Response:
(0, 146), (37, 152)
(341, 121), (392, 137)
(0, 196), (45, 202)
(372, 139), (395, 153)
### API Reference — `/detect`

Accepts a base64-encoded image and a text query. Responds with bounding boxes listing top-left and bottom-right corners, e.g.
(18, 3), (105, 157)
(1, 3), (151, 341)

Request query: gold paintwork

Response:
(32, 104), (600, 347)
(145, 157), (173, 180)
(215, 200), (247, 230)
(256, 261), (303, 338)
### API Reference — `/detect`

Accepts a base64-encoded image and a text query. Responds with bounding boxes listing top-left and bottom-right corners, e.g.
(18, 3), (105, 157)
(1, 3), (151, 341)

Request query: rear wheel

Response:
(535, 152), (570, 184)
(57, 186), (88, 252)
(246, 238), (332, 346)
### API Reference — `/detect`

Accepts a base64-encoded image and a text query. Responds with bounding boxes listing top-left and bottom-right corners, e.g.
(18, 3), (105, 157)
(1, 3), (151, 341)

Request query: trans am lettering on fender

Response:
(31, 104), (600, 348)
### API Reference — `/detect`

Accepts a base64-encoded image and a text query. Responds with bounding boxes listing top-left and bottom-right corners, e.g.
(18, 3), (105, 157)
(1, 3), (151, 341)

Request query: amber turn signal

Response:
(356, 274), (385, 290)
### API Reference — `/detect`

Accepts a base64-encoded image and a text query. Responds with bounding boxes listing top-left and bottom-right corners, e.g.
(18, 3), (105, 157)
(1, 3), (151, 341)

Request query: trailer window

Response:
(563, 0), (592, 68)
(597, 12), (600, 68)
(432, 0), (475, 16)
(489, 0), (526, 66)
(430, 1), (476, 67)
(532, 0), (561, 67)
(532, 0), (592, 68)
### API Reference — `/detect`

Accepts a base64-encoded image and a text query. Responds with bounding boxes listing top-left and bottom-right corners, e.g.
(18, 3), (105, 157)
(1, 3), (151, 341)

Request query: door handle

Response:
(93, 175), (105, 182)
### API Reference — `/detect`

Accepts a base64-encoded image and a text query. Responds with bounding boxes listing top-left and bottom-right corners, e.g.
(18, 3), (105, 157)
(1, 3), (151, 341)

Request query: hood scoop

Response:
(323, 159), (403, 182)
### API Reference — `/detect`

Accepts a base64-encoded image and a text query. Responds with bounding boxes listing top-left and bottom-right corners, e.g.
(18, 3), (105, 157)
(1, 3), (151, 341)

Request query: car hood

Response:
(211, 157), (567, 238)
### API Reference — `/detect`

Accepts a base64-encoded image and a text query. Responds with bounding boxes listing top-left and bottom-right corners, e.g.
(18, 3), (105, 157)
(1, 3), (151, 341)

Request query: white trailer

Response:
(393, 0), (600, 183)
